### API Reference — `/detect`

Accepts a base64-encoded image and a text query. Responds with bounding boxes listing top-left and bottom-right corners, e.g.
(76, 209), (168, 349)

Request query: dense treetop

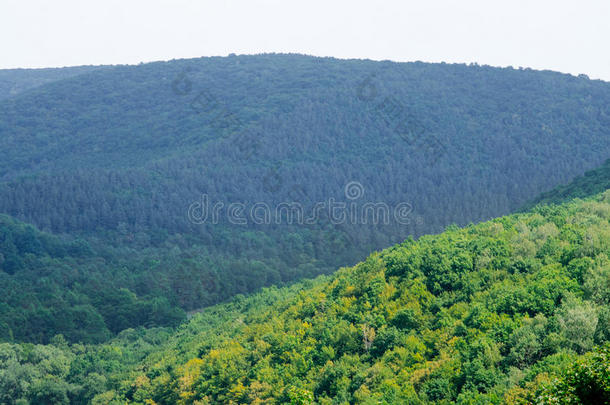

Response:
(101, 189), (610, 404)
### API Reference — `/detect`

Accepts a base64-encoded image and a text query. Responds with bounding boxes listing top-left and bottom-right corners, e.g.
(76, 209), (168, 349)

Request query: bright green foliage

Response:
(515, 344), (610, 404)
(1, 190), (603, 403)
(109, 190), (602, 404)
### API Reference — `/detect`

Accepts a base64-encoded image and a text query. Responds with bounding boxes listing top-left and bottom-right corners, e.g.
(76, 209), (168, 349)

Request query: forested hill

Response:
(2, 54), (610, 343)
(2, 189), (608, 404)
(1, 55), (609, 236)
(523, 158), (610, 209)
(106, 190), (610, 404)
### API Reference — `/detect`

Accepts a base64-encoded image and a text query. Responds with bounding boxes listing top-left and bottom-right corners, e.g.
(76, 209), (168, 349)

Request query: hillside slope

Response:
(2, 54), (610, 343)
(112, 190), (610, 404)
(1, 189), (609, 404)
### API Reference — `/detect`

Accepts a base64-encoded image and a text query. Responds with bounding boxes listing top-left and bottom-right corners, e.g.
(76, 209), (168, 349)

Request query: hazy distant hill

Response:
(1, 55), (608, 234)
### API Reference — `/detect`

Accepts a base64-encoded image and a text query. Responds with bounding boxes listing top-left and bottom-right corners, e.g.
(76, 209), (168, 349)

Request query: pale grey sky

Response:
(1, 0), (609, 80)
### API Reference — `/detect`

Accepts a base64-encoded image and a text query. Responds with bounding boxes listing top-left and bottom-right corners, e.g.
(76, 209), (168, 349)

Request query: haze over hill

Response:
(0, 54), (609, 345)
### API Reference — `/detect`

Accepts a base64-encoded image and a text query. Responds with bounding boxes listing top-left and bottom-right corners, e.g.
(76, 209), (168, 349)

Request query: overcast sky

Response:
(1, 0), (609, 80)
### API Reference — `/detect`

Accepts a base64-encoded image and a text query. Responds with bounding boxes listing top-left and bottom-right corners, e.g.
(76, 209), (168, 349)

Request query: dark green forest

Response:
(1, 55), (609, 346)
(0, 214), (186, 343)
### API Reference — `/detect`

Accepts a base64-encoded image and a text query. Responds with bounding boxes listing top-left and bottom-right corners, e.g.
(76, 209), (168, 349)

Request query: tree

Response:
(557, 296), (599, 354)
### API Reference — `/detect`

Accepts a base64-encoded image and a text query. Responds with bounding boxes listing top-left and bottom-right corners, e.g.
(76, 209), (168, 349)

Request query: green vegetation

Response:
(523, 158), (610, 209)
(517, 345), (610, 404)
(1, 55), (610, 343)
(0, 212), (350, 344)
(1, 55), (610, 403)
(1, 189), (609, 404)
(0, 214), (185, 343)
